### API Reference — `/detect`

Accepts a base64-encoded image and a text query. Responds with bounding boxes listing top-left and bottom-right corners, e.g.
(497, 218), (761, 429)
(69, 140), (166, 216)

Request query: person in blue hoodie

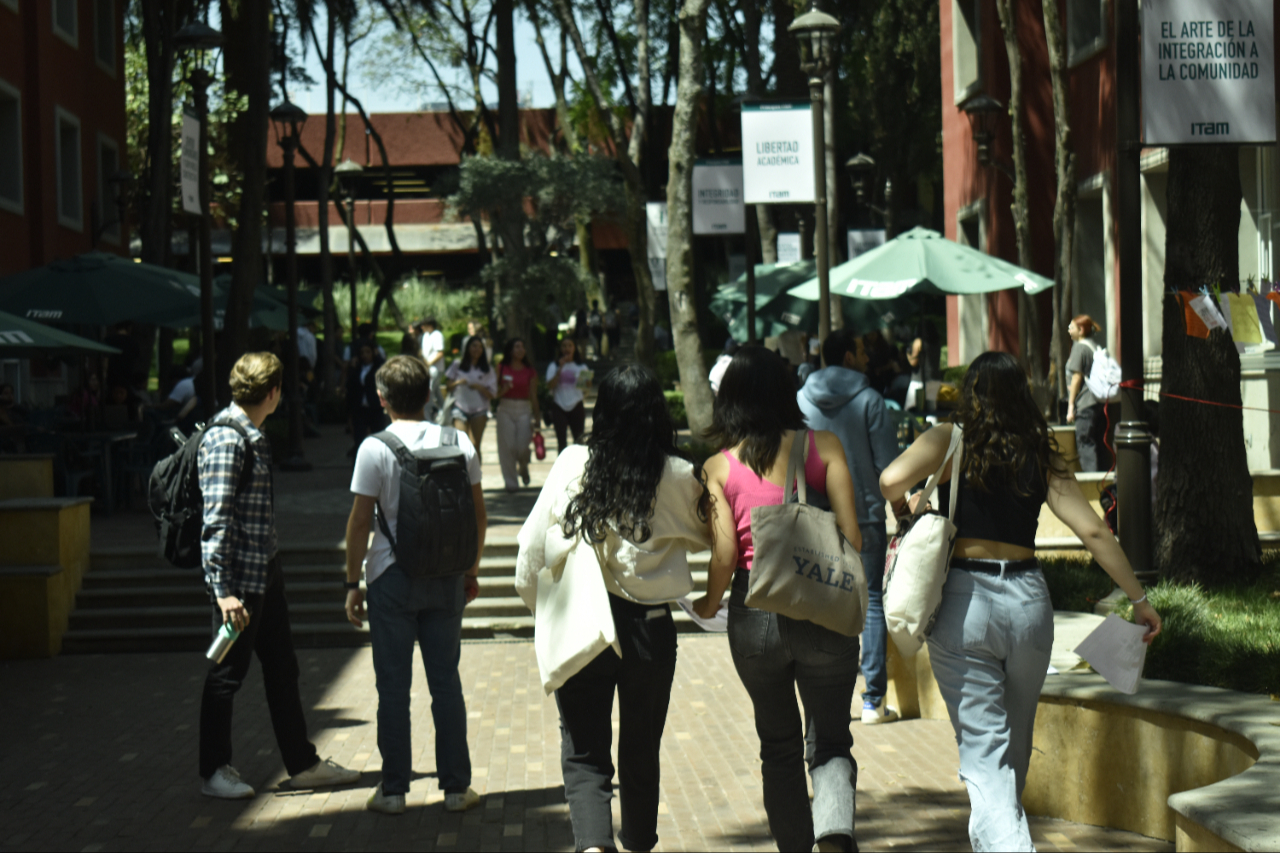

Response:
(798, 327), (902, 725)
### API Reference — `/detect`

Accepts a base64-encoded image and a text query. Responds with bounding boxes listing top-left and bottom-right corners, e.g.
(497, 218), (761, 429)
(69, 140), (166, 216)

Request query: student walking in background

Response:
(445, 335), (497, 462)
(419, 317), (446, 417)
(516, 365), (710, 853)
(494, 338), (541, 491)
(797, 329), (901, 726)
(346, 340), (386, 458)
(694, 346), (863, 853)
(198, 352), (358, 799)
(1065, 315), (1110, 471)
(879, 351), (1162, 852)
(545, 337), (588, 454)
(344, 355), (485, 816)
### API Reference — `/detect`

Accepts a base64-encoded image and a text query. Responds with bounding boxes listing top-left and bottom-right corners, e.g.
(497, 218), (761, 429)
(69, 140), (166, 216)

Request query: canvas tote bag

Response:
(883, 424), (964, 657)
(745, 430), (868, 637)
(533, 525), (619, 695)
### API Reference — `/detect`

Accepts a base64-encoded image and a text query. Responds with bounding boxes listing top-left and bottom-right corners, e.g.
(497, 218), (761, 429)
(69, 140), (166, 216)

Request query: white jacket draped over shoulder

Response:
(515, 445), (710, 693)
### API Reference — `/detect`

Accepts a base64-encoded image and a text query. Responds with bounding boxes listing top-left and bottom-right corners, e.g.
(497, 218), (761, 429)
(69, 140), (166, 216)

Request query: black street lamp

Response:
(959, 95), (1016, 183)
(334, 158), (363, 337)
(175, 21), (222, 421)
(789, 2), (840, 342)
(270, 99), (312, 473)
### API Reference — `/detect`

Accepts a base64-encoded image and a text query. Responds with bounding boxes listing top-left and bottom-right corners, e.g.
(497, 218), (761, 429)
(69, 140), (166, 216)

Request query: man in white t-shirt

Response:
(343, 355), (485, 817)
(419, 316), (446, 416)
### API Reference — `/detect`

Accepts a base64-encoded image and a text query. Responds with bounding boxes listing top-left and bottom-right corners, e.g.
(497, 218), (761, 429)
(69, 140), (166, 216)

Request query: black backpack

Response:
(148, 420), (256, 569)
(372, 427), (478, 579)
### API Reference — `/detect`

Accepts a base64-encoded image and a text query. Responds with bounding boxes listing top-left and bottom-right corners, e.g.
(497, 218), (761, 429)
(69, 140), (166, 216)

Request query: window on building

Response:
(53, 0), (77, 46)
(94, 0), (115, 74)
(1068, 0), (1107, 67)
(97, 135), (120, 243)
(952, 0), (981, 104)
(55, 108), (82, 231)
(0, 80), (20, 215)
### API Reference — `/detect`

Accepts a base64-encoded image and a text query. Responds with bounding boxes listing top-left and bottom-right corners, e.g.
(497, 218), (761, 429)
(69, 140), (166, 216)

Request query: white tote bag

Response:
(533, 525), (619, 695)
(883, 425), (963, 657)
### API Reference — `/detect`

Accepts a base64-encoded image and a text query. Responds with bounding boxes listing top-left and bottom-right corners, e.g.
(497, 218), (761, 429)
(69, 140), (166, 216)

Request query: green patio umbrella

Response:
(0, 310), (120, 357)
(0, 252), (201, 325)
(709, 260), (818, 341)
(163, 277), (291, 331)
(787, 227), (1054, 301)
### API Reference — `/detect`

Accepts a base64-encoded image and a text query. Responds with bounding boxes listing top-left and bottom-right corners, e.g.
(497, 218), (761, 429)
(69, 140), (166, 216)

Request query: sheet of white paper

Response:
(1045, 665), (1059, 676)
(676, 597), (728, 632)
(1072, 613), (1149, 694)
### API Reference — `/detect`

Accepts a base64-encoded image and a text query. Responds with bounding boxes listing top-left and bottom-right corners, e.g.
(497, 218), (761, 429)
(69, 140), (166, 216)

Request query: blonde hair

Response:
(229, 352), (284, 405)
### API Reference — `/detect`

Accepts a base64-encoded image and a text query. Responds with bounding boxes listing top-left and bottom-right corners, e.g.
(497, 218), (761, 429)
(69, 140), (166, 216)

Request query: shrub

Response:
(326, 279), (484, 331)
(655, 351), (680, 389)
(1041, 554), (1113, 614)
(664, 390), (688, 429)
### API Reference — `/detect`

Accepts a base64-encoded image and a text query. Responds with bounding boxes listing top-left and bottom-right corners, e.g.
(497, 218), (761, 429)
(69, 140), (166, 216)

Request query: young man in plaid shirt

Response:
(198, 352), (358, 799)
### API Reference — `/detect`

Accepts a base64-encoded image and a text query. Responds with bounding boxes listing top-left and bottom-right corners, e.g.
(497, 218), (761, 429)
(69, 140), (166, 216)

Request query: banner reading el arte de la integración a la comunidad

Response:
(1143, 0), (1275, 144)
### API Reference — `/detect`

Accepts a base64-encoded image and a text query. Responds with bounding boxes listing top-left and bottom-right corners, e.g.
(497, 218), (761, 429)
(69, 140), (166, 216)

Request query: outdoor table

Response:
(61, 430), (137, 515)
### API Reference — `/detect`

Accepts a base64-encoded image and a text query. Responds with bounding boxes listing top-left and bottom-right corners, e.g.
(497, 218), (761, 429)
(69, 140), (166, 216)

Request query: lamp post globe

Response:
(959, 94), (1004, 168)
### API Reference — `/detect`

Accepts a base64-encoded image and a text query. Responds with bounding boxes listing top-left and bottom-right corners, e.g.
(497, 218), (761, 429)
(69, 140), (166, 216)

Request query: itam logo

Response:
(1191, 121), (1230, 136)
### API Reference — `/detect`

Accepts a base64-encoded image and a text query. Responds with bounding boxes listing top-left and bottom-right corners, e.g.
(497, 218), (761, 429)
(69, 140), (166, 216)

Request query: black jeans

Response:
(550, 401), (586, 454)
(728, 570), (859, 852)
(199, 558), (319, 780)
(1074, 402), (1112, 472)
(554, 594), (677, 852)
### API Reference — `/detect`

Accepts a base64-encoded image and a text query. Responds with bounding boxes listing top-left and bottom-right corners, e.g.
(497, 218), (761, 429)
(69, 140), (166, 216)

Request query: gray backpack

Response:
(371, 427), (478, 578)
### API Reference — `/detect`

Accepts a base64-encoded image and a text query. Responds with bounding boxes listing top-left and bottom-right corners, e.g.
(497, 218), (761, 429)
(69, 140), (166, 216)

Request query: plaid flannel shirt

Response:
(198, 405), (277, 598)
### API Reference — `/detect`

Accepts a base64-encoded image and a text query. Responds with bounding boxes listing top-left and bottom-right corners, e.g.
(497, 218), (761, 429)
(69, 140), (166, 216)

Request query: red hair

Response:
(1072, 314), (1099, 337)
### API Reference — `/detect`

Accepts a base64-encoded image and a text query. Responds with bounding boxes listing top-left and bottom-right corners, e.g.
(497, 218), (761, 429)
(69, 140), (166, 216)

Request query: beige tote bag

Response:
(746, 430), (868, 637)
(883, 425), (964, 657)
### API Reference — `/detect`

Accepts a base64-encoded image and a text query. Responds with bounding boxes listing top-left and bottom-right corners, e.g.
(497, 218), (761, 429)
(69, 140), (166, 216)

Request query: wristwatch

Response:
(343, 580), (360, 590)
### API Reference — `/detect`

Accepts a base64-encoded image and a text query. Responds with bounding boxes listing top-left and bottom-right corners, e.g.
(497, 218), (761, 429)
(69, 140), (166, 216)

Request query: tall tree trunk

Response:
(995, 0), (1042, 381)
(491, 0), (530, 342)
(1156, 146), (1260, 584)
(1042, 0), (1076, 411)
(318, 9), (338, 389)
(219, 0), (272, 407)
(666, 0), (715, 435)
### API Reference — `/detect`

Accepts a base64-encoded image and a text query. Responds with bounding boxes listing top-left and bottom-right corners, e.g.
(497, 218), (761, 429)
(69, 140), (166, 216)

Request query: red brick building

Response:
(0, 0), (129, 277)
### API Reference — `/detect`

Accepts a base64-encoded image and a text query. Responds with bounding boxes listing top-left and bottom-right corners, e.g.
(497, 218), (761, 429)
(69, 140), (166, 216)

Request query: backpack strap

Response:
(369, 430), (414, 550)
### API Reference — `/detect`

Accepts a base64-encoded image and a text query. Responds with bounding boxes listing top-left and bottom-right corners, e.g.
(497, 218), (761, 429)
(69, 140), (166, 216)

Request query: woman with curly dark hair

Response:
(879, 351), (1162, 852)
(515, 364), (710, 853)
(693, 345), (863, 853)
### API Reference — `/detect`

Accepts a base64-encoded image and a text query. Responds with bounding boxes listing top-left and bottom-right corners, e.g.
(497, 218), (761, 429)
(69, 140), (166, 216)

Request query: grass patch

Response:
(1113, 556), (1280, 696)
(1041, 554), (1114, 613)
(665, 390), (688, 429)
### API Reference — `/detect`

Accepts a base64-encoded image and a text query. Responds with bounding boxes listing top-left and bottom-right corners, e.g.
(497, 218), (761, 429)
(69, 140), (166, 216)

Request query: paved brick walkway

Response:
(0, 635), (1170, 852)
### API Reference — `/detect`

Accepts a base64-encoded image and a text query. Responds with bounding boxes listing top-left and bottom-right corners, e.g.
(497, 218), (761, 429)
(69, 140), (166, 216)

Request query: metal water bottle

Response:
(206, 620), (241, 664)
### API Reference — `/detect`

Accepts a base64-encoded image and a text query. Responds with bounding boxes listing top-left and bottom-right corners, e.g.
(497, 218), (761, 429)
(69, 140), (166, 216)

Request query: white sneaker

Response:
(861, 700), (900, 725)
(444, 787), (481, 812)
(202, 765), (255, 799)
(366, 783), (406, 815)
(288, 757), (360, 789)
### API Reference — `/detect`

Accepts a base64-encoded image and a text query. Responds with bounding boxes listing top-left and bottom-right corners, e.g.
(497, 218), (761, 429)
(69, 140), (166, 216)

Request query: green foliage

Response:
(941, 363), (969, 386)
(664, 390), (688, 430)
(1113, 556), (1280, 696)
(325, 279), (485, 331)
(654, 351), (680, 390)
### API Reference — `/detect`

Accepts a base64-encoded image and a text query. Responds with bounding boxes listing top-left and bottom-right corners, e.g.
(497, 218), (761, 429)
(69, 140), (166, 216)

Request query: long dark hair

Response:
(956, 351), (1068, 493)
(558, 336), (585, 364)
(563, 364), (708, 543)
(500, 337), (533, 372)
(704, 346), (807, 477)
(459, 335), (490, 373)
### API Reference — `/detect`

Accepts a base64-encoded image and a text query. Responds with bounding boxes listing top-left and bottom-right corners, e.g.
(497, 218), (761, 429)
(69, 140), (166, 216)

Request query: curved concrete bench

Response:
(886, 630), (1278, 851)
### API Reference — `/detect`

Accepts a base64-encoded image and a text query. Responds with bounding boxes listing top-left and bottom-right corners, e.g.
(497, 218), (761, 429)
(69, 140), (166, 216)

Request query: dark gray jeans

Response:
(728, 570), (859, 852)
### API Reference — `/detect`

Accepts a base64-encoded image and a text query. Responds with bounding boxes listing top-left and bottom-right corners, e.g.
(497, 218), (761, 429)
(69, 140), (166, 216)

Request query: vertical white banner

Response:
(646, 202), (668, 291)
(1142, 0), (1275, 143)
(692, 159), (745, 235)
(776, 233), (802, 264)
(180, 114), (202, 215)
(741, 103), (815, 204)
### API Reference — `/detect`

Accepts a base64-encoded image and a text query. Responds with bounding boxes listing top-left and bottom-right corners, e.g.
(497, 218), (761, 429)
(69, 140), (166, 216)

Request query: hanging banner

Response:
(847, 229), (886, 260)
(741, 103), (815, 204)
(646, 201), (668, 291)
(180, 113), (202, 215)
(692, 159), (745, 235)
(1142, 0), (1276, 144)
(776, 233), (802, 265)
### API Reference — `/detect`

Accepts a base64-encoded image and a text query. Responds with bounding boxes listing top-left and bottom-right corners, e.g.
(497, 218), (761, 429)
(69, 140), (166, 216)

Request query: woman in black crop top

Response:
(879, 351), (1161, 852)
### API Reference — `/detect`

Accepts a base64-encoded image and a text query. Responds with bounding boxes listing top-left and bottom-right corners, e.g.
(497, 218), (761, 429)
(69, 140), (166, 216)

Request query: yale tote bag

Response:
(745, 430), (868, 637)
(883, 424), (963, 657)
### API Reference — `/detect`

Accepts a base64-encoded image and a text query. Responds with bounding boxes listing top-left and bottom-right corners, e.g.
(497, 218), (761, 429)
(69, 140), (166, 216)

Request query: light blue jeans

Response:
(366, 564), (471, 795)
(927, 562), (1054, 853)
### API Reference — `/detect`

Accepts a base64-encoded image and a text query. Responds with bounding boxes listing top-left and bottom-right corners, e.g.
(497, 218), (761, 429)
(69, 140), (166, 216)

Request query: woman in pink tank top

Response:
(692, 346), (863, 852)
